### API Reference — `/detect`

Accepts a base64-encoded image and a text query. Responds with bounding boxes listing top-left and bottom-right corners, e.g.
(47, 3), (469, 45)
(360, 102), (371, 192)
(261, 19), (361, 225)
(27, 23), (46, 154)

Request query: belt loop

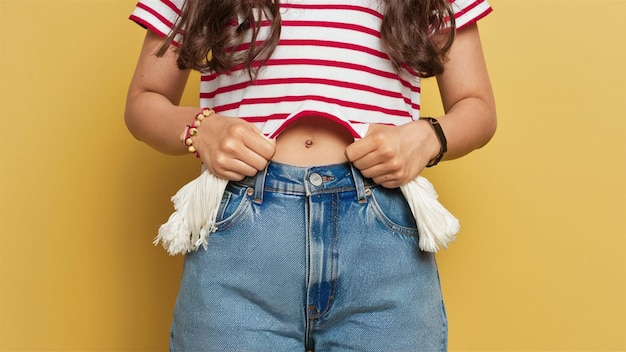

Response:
(350, 163), (368, 204)
(253, 163), (269, 204)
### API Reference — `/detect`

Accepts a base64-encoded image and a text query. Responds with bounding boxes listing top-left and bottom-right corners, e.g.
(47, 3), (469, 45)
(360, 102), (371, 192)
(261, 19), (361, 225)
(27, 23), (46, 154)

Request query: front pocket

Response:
(214, 183), (253, 232)
(367, 186), (419, 237)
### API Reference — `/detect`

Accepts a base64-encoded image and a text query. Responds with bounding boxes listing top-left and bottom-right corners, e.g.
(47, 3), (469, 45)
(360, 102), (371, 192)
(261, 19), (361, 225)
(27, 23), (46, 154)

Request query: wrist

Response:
(180, 108), (215, 158)
(419, 117), (448, 167)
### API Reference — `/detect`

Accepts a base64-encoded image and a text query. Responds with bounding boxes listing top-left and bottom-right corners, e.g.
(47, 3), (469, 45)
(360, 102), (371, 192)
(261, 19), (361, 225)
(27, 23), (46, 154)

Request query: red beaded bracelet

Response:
(182, 108), (215, 158)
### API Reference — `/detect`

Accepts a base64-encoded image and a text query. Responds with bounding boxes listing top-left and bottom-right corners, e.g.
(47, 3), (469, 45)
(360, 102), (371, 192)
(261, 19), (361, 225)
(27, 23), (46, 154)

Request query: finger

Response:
(216, 170), (247, 182)
(345, 137), (378, 163)
(231, 158), (262, 177)
(373, 171), (408, 188)
(243, 132), (276, 161)
(377, 179), (402, 189)
(359, 162), (392, 180)
(237, 147), (272, 172)
(234, 122), (275, 160)
(221, 120), (274, 158)
(215, 141), (270, 173)
(217, 134), (272, 170)
(350, 150), (384, 172)
(212, 158), (259, 180)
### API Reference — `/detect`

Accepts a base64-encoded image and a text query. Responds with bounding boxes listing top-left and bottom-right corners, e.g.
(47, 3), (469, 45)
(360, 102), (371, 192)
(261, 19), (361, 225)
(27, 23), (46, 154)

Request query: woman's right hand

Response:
(125, 31), (274, 181)
(193, 114), (276, 181)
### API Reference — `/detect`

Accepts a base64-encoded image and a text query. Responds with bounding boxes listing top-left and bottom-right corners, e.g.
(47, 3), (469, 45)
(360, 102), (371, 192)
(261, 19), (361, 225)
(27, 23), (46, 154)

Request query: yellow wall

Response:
(1, 0), (624, 350)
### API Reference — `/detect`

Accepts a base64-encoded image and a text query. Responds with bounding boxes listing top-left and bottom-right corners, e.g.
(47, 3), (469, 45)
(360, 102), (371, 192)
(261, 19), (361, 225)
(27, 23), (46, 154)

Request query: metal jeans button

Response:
(309, 173), (323, 186)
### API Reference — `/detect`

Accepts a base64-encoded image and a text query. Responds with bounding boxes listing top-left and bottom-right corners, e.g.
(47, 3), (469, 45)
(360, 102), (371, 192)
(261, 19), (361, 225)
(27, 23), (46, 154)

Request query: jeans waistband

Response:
(235, 161), (376, 204)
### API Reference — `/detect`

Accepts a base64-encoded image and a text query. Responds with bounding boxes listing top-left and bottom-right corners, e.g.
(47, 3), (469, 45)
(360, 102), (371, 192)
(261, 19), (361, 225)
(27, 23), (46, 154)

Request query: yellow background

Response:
(1, 0), (625, 350)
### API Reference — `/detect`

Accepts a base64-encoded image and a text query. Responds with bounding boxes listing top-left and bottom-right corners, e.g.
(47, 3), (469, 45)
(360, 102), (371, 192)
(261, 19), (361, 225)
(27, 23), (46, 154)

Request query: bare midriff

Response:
(272, 116), (355, 166)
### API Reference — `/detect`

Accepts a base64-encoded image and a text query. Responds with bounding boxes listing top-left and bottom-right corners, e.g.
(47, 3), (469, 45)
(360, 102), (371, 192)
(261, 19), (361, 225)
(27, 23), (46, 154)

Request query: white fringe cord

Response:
(154, 168), (229, 255)
(155, 170), (459, 255)
(400, 176), (460, 252)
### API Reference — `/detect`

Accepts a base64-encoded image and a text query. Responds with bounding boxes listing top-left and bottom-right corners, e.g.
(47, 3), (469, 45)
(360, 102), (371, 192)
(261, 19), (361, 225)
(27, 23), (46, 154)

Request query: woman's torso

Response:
(200, 1), (422, 166)
(129, 0), (492, 166)
(272, 115), (354, 165)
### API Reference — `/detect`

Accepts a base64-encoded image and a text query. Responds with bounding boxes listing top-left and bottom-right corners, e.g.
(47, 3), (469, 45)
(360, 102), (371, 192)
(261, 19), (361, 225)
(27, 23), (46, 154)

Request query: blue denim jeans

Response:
(170, 162), (447, 351)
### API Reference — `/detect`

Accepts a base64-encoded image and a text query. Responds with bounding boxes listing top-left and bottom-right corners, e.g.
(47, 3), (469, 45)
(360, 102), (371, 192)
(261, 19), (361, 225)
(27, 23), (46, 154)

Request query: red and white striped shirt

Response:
(130, 0), (492, 138)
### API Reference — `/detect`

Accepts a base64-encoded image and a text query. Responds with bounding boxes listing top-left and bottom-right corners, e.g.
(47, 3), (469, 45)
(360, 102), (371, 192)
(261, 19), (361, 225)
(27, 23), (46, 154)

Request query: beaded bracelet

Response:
(182, 108), (215, 158)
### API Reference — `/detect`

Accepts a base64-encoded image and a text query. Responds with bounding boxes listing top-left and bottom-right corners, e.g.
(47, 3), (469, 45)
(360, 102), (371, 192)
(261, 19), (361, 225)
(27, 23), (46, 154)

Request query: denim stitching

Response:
(368, 190), (419, 237)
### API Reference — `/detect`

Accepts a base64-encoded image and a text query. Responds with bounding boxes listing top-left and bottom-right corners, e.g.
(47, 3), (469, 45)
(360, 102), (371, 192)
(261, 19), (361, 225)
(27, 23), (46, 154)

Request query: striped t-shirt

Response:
(130, 0), (492, 138)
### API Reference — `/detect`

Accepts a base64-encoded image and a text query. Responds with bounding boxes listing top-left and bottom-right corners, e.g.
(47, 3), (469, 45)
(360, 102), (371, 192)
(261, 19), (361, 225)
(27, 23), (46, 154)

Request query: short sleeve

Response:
(129, 0), (185, 44)
(450, 0), (492, 29)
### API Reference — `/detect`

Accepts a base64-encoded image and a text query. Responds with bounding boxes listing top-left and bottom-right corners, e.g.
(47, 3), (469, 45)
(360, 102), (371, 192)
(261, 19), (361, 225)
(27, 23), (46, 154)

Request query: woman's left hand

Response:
(345, 120), (439, 188)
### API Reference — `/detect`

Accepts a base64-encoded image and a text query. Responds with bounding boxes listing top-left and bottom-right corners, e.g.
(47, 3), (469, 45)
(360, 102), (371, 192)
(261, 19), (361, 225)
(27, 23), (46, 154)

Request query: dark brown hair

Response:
(158, 0), (455, 78)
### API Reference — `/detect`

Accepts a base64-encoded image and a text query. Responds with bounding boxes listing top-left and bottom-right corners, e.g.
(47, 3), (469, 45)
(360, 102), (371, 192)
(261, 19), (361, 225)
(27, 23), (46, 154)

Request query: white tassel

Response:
(156, 172), (459, 254)
(154, 169), (229, 255)
(400, 176), (460, 252)
(156, 171), (457, 254)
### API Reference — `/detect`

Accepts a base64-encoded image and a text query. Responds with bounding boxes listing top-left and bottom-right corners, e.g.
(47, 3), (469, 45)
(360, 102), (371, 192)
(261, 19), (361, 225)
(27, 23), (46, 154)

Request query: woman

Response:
(125, 0), (496, 350)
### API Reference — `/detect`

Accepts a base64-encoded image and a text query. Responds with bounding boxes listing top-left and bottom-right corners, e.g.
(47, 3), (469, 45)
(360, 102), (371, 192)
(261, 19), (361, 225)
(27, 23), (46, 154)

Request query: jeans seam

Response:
(312, 192), (339, 321)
